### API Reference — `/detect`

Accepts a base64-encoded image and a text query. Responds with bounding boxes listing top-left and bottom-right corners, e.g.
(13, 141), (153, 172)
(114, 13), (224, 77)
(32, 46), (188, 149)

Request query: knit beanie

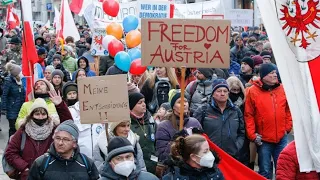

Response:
(260, 63), (277, 79)
(197, 68), (214, 79)
(51, 69), (64, 80)
(107, 136), (134, 162)
(252, 55), (263, 67)
(9, 37), (21, 44)
(241, 57), (254, 70)
(160, 102), (171, 111)
(212, 79), (229, 94)
(52, 54), (62, 61)
(129, 92), (145, 110)
(55, 120), (79, 141)
(6, 62), (21, 77)
(168, 89), (186, 108)
(62, 81), (78, 98)
(241, 32), (248, 38)
(260, 51), (272, 59)
(30, 98), (48, 114)
(109, 120), (131, 135)
(37, 47), (46, 55)
(45, 65), (55, 73)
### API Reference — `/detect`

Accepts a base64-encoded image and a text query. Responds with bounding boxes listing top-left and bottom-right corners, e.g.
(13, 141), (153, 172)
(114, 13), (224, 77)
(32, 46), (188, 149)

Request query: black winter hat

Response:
(197, 68), (214, 79)
(62, 81), (78, 99)
(9, 37), (21, 45)
(260, 63), (277, 79)
(260, 51), (272, 59)
(37, 47), (47, 55)
(129, 92), (145, 110)
(160, 102), (171, 111)
(107, 137), (134, 162)
(241, 57), (254, 70)
(86, 37), (92, 44)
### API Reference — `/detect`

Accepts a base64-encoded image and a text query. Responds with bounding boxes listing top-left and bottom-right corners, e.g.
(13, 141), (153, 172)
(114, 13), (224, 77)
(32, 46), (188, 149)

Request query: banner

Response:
(138, 1), (170, 19)
(225, 9), (253, 27)
(141, 19), (231, 68)
(90, 28), (108, 56)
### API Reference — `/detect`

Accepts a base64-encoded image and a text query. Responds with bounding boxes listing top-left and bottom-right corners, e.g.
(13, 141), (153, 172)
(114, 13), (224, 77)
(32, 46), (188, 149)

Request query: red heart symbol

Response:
(204, 43), (211, 49)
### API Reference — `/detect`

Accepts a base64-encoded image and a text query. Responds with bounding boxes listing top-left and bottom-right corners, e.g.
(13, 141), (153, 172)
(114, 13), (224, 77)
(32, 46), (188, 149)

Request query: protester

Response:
(44, 65), (55, 82)
(59, 45), (77, 73)
(130, 71), (149, 90)
(153, 102), (171, 125)
(5, 93), (72, 180)
(34, 35), (47, 50)
(0, 27), (7, 53)
(75, 35), (87, 56)
(28, 120), (100, 180)
(51, 69), (65, 95)
(62, 81), (78, 106)
(52, 54), (71, 82)
(37, 47), (47, 68)
(239, 57), (255, 86)
(47, 41), (60, 65)
(175, 68), (196, 88)
(162, 134), (224, 180)
(73, 68), (87, 84)
(245, 63), (292, 178)
(226, 76), (245, 110)
(1, 36), (22, 72)
(1, 62), (25, 136)
(71, 53), (96, 80)
(230, 35), (249, 64)
(99, 137), (158, 180)
(260, 51), (272, 64)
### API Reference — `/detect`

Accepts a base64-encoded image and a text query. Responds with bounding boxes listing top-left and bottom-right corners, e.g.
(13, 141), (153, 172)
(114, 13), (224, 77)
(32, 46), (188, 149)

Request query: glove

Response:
(254, 133), (263, 146)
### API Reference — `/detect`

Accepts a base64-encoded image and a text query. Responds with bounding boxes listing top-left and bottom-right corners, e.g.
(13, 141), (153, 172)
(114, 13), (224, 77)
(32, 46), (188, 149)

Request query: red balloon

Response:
(129, 59), (147, 75)
(108, 39), (124, 57)
(103, 0), (120, 17)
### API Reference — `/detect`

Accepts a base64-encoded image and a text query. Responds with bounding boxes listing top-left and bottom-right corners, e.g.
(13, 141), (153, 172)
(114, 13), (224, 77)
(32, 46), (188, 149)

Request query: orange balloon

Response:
(125, 30), (141, 48)
(106, 22), (123, 40)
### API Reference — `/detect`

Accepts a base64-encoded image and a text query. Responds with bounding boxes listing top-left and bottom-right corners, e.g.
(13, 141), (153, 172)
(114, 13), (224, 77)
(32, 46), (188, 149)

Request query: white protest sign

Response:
(225, 9), (253, 27)
(138, 1), (170, 19)
(91, 28), (108, 56)
(173, 0), (223, 19)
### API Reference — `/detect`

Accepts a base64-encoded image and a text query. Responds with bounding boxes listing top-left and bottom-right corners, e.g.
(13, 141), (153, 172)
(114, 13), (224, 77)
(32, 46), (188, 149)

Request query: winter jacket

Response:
(193, 100), (245, 160)
(75, 40), (87, 57)
(244, 79), (292, 143)
(0, 37), (7, 53)
(99, 56), (115, 76)
(163, 162), (224, 180)
(155, 117), (202, 162)
(276, 141), (320, 180)
(92, 130), (146, 171)
(1, 75), (25, 120)
(99, 160), (158, 180)
(105, 65), (126, 75)
(69, 102), (103, 159)
(47, 46), (57, 65)
(230, 45), (250, 64)
(185, 79), (214, 116)
(28, 144), (100, 180)
(62, 56), (77, 74)
(55, 64), (71, 82)
(5, 102), (72, 180)
(71, 54), (96, 80)
(130, 111), (157, 173)
(239, 73), (254, 87)
(228, 60), (241, 76)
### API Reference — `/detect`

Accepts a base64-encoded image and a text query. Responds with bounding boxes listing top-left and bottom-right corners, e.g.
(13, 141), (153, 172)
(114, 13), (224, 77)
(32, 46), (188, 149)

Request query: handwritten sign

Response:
(225, 9), (253, 27)
(138, 1), (170, 19)
(141, 19), (231, 68)
(78, 75), (130, 124)
(91, 28), (108, 56)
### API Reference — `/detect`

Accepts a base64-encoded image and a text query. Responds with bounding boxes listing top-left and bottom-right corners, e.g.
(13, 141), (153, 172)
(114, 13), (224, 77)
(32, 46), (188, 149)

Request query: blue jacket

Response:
(1, 76), (25, 120)
(71, 54), (96, 80)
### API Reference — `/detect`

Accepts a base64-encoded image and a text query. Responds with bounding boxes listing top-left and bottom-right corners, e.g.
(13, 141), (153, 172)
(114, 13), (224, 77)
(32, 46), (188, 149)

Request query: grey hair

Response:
(53, 129), (77, 142)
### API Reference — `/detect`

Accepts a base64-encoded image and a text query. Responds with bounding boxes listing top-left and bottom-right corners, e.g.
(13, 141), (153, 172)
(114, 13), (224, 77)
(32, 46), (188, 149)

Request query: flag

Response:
(58, 0), (80, 42)
(6, 5), (20, 30)
(53, 6), (60, 30)
(21, 0), (39, 101)
(202, 134), (266, 180)
(256, 0), (320, 172)
(69, 0), (92, 16)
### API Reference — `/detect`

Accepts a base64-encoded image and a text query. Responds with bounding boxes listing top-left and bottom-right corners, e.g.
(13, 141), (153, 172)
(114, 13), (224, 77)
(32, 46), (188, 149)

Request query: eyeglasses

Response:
(54, 137), (73, 143)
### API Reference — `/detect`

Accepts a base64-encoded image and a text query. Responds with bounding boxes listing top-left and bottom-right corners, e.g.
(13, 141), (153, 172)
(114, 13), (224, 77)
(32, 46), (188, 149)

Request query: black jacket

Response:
(56, 64), (71, 82)
(193, 100), (245, 160)
(28, 144), (99, 180)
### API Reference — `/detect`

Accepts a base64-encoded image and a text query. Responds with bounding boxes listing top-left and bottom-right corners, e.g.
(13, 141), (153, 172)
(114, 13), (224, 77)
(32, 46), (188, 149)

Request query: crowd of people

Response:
(0, 22), (307, 180)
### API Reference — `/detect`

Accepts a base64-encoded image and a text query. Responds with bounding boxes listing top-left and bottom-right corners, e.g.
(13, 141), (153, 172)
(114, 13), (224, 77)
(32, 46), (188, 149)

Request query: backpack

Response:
(39, 153), (92, 179)
(2, 132), (26, 179)
(188, 81), (198, 105)
(148, 79), (171, 113)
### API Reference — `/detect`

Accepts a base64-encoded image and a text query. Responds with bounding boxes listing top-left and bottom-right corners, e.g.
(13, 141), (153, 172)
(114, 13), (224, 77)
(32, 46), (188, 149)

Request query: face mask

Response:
(195, 151), (215, 168)
(229, 92), (241, 102)
(33, 118), (47, 126)
(67, 99), (78, 106)
(113, 160), (136, 177)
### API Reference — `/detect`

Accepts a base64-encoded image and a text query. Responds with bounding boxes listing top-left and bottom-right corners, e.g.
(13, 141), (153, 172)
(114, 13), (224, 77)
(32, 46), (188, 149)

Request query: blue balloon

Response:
(123, 15), (139, 33)
(128, 48), (141, 61)
(115, 51), (131, 72)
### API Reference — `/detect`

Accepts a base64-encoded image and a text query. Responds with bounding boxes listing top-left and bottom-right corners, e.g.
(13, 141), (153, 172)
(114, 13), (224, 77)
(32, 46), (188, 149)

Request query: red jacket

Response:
(277, 141), (320, 180)
(244, 79), (292, 143)
(5, 102), (72, 180)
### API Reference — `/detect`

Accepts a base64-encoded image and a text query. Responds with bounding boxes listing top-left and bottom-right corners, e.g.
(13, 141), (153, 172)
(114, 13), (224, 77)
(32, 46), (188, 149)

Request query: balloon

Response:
(129, 58), (147, 75)
(123, 15), (139, 33)
(102, 0), (119, 17)
(125, 30), (141, 48)
(106, 22), (123, 40)
(128, 48), (141, 61)
(115, 51), (131, 72)
(108, 39), (124, 57)
(102, 35), (116, 50)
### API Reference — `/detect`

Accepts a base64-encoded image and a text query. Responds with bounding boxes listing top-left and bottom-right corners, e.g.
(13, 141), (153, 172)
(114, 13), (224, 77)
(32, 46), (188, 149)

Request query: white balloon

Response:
(102, 35), (116, 50)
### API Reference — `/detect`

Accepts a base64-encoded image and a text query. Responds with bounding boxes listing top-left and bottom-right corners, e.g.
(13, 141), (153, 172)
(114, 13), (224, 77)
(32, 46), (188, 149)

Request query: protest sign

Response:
(138, 1), (170, 19)
(91, 28), (108, 56)
(202, 14), (224, 20)
(141, 19), (231, 68)
(78, 75), (130, 124)
(225, 9), (253, 27)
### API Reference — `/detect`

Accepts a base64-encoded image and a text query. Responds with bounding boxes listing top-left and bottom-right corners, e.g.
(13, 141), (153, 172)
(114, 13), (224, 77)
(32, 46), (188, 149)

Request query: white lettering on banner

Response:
(224, 9), (253, 27)
(138, 1), (170, 19)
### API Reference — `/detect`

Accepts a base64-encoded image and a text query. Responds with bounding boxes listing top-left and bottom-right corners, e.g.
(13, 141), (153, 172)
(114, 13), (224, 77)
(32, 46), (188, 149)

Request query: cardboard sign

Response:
(225, 9), (253, 27)
(141, 19), (231, 68)
(91, 28), (108, 56)
(78, 75), (130, 124)
(138, 1), (170, 19)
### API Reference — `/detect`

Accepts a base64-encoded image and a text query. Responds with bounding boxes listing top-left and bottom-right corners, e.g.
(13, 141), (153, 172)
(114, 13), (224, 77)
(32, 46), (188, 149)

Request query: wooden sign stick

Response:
(179, 67), (186, 131)
(105, 122), (110, 143)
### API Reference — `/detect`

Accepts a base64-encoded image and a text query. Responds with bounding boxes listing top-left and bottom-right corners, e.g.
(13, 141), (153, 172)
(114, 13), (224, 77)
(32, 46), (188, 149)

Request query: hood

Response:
(100, 159), (142, 179)
(35, 36), (45, 45)
(48, 143), (81, 161)
(251, 78), (264, 88)
(77, 53), (93, 70)
(196, 77), (214, 87)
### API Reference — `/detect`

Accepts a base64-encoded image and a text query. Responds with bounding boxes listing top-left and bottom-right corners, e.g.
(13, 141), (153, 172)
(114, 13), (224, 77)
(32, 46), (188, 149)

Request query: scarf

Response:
(25, 119), (54, 140)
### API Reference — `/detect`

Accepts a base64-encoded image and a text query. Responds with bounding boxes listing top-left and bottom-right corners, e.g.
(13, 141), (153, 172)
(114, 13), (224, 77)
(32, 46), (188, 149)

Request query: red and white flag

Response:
(257, 0), (320, 172)
(69, 0), (92, 16)
(6, 5), (20, 30)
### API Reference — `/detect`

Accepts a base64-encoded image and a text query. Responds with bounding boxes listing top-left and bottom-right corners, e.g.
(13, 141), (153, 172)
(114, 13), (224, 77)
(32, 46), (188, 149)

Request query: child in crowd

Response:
(153, 102), (171, 125)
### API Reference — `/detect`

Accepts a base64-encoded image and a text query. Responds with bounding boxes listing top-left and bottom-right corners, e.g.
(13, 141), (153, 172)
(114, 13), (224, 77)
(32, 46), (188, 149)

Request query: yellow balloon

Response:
(125, 30), (141, 48)
(106, 22), (123, 40)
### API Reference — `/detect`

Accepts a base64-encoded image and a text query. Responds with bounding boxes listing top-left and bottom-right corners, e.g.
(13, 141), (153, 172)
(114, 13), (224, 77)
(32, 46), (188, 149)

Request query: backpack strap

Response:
(188, 81), (198, 105)
(20, 132), (26, 151)
(79, 153), (92, 178)
(200, 105), (208, 127)
(39, 154), (52, 179)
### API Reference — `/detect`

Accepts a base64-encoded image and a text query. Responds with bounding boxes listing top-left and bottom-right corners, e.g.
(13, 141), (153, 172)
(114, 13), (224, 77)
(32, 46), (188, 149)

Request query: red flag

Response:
(170, 4), (174, 18)
(6, 5), (20, 30)
(69, 0), (83, 14)
(202, 134), (266, 180)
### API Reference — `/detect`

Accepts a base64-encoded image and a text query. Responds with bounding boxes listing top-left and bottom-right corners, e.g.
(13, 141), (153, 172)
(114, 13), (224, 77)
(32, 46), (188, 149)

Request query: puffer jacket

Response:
(244, 79), (292, 143)
(28, 144), (100, 180)
(230, 45), (250, 64)
(193, 100), (245, 160)
(276, 141), (320, 180)
(155, 117), (202, 162)
(62, 56), (77, 74)
(185, 79), (214, 116)
(92, 129), (146, 172)
(69, 102), (103, 159)
(1, 75), (25, 120)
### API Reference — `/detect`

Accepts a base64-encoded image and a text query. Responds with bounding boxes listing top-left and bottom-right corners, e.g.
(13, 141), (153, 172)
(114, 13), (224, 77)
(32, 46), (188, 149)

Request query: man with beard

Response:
(239, 57), (254, 87)
(15, 79), (61, 130)
(1, 37), (22, 73)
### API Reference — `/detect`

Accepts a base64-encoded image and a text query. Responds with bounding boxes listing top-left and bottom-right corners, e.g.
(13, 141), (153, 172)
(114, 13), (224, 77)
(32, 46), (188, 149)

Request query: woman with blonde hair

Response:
(141, 67), (179, 113)
(130, 71), (150, 90)
(226, 76), (246, 110)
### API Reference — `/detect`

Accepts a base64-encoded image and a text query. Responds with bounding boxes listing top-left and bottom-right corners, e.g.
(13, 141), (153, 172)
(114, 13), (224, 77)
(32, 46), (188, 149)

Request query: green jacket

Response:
(62, 56), (77, 74)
